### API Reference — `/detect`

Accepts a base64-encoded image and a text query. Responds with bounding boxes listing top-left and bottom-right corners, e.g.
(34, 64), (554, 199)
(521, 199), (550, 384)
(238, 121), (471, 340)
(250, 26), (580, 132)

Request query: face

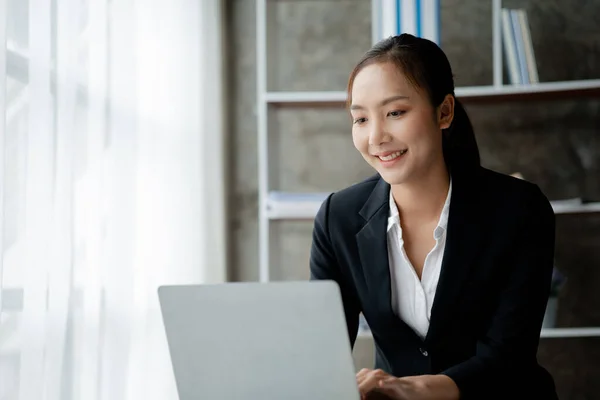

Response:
(350, 61), (453, 185)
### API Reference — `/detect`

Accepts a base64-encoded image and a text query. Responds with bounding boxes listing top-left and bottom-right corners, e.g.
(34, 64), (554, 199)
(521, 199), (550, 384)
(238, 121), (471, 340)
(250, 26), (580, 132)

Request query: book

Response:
(517, 9), (539, 83)
(501, 8), (539, 85)
(501, 8), (521, 84)
(374, 0), (440, 45)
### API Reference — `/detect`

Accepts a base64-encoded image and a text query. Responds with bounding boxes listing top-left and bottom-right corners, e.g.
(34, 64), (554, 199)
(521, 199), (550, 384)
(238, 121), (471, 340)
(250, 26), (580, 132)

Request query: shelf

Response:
(267, 199), (325, 220)
(266, 192), (331, 220)
(357, 327), (600, 340)
(540, 327), (600, 339)
(552, 201), (600, 214)
(264, 91), (347, 105)
(267, 192), (600, 220)
(457, 79), (600, 101)
(263, 79), (600, 106)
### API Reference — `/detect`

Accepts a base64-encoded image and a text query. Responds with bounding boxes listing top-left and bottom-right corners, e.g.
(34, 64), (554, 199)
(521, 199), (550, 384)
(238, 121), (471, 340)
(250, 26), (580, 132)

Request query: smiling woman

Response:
(310, 34), (558, 400)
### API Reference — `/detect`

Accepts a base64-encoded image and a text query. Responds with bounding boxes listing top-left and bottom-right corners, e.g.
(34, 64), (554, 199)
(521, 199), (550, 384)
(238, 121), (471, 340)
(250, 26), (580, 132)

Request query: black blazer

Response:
(310, 166), (559, 400)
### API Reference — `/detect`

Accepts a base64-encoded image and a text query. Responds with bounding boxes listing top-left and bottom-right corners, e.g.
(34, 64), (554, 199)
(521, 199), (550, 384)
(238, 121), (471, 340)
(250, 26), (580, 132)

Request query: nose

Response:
(368, 119), (390, 146)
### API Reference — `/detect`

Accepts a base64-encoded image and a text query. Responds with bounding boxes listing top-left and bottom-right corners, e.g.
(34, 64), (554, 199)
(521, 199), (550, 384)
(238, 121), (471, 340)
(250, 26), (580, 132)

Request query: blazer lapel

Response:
(425, 168), (484, 346)
(355, 178), (393, 317)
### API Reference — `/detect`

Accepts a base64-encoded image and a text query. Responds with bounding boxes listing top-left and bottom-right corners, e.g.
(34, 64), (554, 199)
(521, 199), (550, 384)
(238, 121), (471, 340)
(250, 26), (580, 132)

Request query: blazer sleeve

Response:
(441, 185), (556, 397)
(309, 193), (361, 348)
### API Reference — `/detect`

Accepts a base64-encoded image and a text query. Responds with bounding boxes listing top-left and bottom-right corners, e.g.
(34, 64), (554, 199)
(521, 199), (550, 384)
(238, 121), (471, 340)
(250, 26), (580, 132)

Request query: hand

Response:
(375, 374), (460, 400)
(356, 368), (396, 399)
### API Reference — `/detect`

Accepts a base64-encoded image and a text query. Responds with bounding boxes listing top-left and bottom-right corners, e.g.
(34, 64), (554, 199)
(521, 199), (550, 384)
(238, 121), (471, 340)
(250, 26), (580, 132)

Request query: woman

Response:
(310, 34), (558, 400)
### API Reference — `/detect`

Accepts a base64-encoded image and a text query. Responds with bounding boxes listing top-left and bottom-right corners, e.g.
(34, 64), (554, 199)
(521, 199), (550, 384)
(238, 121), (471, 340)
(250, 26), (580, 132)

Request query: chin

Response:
(377, 169), (411, 185)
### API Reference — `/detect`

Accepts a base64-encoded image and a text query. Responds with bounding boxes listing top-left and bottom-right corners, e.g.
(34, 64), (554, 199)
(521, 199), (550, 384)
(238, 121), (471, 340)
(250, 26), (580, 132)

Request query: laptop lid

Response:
(158, 280), (360, 400)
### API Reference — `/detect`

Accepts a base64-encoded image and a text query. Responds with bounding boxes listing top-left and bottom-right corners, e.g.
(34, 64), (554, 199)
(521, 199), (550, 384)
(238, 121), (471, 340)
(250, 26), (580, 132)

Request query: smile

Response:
(377, 149), (407, 161)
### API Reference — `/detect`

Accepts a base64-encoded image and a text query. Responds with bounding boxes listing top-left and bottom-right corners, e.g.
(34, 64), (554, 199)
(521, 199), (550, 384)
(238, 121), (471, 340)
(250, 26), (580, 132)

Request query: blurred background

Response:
(1, 0), (599, 399)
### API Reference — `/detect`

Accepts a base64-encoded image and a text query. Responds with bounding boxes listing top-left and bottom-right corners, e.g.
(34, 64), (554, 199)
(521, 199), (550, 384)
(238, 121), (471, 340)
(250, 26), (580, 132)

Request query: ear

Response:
(438, 94), (454, 130)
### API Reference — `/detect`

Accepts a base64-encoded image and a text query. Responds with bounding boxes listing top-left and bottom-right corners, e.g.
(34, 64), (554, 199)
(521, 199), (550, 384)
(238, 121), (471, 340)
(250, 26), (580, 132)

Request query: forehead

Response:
(351, 62), (415, 100)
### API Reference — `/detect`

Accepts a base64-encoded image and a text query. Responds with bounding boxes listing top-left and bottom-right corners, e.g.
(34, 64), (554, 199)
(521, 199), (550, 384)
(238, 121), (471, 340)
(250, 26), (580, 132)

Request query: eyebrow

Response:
(350, 94), (410, 111)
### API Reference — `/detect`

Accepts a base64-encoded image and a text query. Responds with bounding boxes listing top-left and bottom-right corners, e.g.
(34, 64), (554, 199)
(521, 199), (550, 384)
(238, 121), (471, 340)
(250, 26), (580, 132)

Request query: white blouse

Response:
(386, 181), (452, 339)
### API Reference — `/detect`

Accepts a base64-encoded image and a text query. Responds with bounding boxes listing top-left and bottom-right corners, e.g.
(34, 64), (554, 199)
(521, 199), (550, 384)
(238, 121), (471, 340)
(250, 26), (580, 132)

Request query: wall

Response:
(226, 0), (600, 397)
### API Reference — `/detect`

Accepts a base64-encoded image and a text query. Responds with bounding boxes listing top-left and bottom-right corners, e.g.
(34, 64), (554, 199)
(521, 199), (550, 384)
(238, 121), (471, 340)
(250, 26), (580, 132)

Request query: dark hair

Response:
(346, 34), (480, 173)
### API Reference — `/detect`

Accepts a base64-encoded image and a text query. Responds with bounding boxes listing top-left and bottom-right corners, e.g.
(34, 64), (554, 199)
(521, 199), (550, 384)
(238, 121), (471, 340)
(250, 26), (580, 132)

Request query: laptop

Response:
(158, 280), (360, 400)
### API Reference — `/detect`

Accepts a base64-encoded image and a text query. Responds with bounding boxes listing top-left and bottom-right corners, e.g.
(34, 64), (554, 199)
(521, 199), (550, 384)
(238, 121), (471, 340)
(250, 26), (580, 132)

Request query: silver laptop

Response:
(158, 280), (360, 400)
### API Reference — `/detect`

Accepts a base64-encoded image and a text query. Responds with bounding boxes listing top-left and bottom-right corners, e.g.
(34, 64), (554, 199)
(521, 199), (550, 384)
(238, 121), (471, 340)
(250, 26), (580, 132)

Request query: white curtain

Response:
(0, 0), (227, 399)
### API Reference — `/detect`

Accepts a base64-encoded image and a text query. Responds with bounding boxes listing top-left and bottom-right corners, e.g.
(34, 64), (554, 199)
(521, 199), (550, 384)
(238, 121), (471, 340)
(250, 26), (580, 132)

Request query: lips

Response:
(376, 149), (407, 161)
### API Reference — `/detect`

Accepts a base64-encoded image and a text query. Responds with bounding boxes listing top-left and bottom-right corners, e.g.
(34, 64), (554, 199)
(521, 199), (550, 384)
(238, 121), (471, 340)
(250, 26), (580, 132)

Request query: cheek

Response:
(399, 115), (439, 148)
(352, 128), (368, 153)
(411, 131), (442, 164)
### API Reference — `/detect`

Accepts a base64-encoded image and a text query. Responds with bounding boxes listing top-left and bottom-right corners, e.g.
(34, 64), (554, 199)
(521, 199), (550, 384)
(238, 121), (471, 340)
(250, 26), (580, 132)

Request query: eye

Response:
(353, 117), (367, 125)
(388, 110), (405, 118)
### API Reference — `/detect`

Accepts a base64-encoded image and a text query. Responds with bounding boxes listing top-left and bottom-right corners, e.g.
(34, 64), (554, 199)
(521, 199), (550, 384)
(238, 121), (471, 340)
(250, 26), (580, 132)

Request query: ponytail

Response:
(442, 98), (480, 173)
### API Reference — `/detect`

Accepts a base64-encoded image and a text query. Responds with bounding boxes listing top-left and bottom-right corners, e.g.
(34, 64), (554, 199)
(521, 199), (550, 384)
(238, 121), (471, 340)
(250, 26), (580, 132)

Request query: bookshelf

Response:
(255, 0), (600, 340)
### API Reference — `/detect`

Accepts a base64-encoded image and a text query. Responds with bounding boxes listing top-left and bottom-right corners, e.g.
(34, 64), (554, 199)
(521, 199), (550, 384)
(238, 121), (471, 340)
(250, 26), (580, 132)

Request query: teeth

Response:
(379, 150), (407, 161)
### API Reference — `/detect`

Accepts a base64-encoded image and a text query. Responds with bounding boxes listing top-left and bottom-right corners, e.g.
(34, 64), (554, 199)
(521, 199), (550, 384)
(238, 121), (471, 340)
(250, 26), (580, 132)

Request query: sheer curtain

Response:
(0, 0), (227, 399)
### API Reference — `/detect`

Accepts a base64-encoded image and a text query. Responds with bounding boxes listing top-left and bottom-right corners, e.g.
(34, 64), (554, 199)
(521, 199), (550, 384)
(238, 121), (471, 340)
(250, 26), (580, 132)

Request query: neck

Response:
(391, 162), (450, 221)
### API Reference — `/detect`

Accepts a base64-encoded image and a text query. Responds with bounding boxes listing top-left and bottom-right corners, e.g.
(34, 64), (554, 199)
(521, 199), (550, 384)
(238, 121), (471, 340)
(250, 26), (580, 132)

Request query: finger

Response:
(356, 368), (383, 386)
(359, 371), (388, 395)
(356, 370), (372, 388)
(356, 368), (371, 382)
(359, 377), (379, 395)
(358, 374), (377, 393)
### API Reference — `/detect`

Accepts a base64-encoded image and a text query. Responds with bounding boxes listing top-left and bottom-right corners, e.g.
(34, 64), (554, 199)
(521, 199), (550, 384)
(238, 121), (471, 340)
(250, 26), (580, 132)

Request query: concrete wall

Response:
(226, 0), (600, 397)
